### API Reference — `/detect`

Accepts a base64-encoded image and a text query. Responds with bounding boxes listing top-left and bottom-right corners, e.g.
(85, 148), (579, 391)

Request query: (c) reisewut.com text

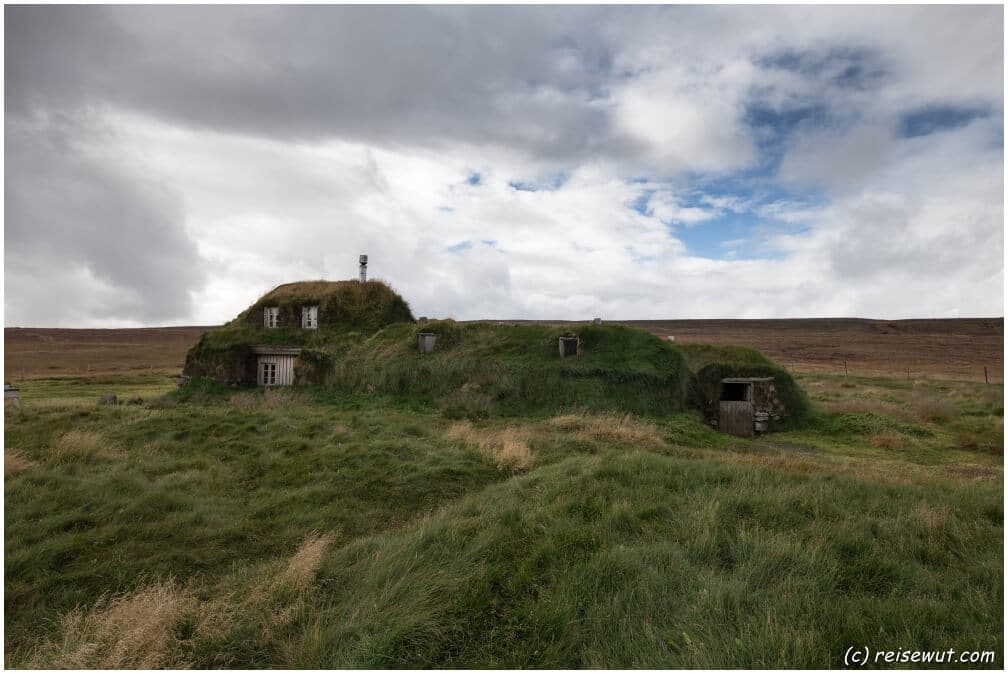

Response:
(844, 646), (996, 667)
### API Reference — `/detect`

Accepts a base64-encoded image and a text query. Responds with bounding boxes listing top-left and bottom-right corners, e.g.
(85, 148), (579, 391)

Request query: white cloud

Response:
(612, 63), (757, 174)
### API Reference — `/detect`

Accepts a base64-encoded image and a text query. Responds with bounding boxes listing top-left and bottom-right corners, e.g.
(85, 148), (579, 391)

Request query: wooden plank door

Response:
(719, 401), (754, 437)
(276, 355), (294, 385)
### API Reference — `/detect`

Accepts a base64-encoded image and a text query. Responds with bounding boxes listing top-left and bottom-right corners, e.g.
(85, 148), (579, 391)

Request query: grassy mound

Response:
(322, 322), (694, 417)
(678, 343), (810, 420)
(183, 280), (414, 382)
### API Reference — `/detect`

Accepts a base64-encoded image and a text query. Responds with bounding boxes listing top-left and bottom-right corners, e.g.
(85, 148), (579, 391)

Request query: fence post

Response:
(984, 366), (989, 385)
(843, 360), (848, 378)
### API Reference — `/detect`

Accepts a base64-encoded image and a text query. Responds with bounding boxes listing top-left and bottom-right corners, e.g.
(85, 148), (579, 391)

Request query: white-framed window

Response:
(302, 305), (318, 329)
(260, 361), (277, 385)
(264, 306), (279, 328)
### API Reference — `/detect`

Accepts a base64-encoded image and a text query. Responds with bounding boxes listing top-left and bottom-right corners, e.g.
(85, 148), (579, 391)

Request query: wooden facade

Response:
(253, 347), (301, 386)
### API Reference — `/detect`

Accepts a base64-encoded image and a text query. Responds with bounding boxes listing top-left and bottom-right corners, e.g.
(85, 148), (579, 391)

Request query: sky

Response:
(4, 5), (1004, 327)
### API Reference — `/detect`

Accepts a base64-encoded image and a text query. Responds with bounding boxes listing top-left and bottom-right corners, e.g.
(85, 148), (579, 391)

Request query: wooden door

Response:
(719, 401), (754, 437)
(258, 355), (294, 386)
(258, 358), (277, 386)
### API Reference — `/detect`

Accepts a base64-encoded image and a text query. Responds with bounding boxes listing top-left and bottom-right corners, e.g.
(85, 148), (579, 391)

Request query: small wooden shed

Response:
(717, 377), (778, 437)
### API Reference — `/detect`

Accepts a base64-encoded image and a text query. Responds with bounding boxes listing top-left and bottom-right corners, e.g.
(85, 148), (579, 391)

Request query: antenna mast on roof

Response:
(359, 254), (368, 283)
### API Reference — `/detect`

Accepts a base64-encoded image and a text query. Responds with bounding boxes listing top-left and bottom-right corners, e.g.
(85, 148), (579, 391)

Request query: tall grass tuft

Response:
(279, 533), (334, 590)
(25, 533), (338, 669)
(51, 430), (107, 463)
(444, 421), (532, 472)
(27, 581), (196, 669)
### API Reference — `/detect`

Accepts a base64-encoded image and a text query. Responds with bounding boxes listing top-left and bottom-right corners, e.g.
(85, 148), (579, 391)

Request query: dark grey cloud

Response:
(4, 113), (205, 325)
(6, 5), (621, 159)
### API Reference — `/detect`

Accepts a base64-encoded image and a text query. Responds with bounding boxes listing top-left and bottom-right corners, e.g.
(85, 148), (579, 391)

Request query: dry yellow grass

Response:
(279, 532), (334, 590)
(261, 533), (337, 636)
(5, 450), (36, 475)
(444, 421), (533, 471)
(870, 432), (906, 450)
(28, 532), (338, 669)
(27, 581), (196, 669)
(547, 412), (665, 447)
(51, 430), (107, 463)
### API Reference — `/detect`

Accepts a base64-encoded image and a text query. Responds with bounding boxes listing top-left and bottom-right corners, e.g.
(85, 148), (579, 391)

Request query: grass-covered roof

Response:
(678, 342), (810, 419)
(234, 279), (414, 333)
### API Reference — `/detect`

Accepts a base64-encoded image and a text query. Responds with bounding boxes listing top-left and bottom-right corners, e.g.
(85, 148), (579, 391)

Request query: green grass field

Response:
(4, 369), (1003, 668)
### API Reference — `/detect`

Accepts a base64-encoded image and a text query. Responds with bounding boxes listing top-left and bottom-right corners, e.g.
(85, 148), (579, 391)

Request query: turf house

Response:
(183, 279), (809, 428)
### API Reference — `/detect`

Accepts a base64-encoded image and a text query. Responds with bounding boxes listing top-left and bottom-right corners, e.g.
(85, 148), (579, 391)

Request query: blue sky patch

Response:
(444, 240), (473, 254)
(673, 211), (793, 261)
(628, 189), (655, 215)
(759, 46), (886, 91)
(744, 103), (827, 148)
(465, 172), (482, 186)
(898, 105), (990, 138)
(628, 171), (827, 260)
(508, 173), (568, 192)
